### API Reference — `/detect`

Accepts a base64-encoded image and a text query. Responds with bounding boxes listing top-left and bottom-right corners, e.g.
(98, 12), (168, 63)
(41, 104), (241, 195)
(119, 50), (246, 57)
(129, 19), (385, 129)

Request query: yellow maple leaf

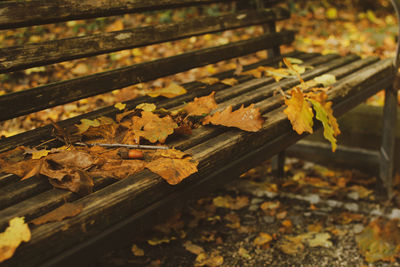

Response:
(283, 88), (314, 135)
(136, 103), (156, 112)
(146, 83), (187, 98)
(114, 102), (126, 110)
(309, 98), (340, 152)
(0, 217), (31, 263)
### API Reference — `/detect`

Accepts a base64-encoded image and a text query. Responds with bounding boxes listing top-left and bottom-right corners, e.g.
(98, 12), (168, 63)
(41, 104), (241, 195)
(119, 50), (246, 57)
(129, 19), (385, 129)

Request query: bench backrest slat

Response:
(0, 31), (294, 121)
(0, 8), (290, 74)
(0, 0), (234, 29)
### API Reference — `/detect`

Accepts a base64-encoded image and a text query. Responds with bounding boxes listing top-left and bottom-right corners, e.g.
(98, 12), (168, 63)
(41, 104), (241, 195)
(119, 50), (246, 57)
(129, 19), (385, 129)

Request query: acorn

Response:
(118, 148), (144, 159)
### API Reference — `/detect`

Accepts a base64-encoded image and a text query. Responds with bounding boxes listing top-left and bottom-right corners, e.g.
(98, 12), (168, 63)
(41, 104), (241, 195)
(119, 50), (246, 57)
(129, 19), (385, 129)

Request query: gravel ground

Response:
(96, 159), (400, 267)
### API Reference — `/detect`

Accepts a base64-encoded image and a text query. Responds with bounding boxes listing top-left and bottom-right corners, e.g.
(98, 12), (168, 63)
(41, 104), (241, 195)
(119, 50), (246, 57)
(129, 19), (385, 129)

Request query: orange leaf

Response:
(146, 83), (187, 98)
(146, 157), (198, 185)
(123, 111), (178, 144)
(31, 202), (84, 225)
(202, 104), (264, 132)
(220, 78), (238, 86)
(184, 91), (218, 116)
(0, 217), (31, 263)
(199, 77), (220, 85)
(284, 88), (314, 134)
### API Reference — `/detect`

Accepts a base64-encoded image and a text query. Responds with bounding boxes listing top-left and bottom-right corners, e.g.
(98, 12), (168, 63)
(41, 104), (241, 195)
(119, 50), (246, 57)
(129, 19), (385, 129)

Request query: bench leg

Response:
(271, 150), (286, 178)
(379, 81), (399, 199)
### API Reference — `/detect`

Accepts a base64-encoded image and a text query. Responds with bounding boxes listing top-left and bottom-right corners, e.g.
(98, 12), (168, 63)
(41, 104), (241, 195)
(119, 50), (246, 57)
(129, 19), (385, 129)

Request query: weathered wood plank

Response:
(0, 8), (290, 74)
(6, 59), (393, 267)
(0, 0), (237, 29)
(0, 31), (294, 122)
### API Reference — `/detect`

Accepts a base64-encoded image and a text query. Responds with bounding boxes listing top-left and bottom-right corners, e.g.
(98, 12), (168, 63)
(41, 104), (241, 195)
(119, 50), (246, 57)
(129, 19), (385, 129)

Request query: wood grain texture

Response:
(0, 8), (290, 73)
(0, 31), (294, 122)
(0, 0), (235, 29)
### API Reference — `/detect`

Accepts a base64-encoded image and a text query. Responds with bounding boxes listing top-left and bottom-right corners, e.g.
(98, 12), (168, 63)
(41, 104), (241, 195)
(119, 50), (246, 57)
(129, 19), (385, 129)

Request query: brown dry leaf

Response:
(0, 217), (31, 263)
(1, 159), (42, 180)
(75, 116), (118, 141)
(44, 166), (94, 195)
(220, 78), (238, 86)
(131, 244), (145, 257)
(195, 251), (224, 267)
(146, 157), (198, 185)
(284, 87), (314, 135)
(199, 77), (220, 85)
(203, 104), (264, 132)
(124, 111), (178, 144)
(212, 195), (249, 210)
(146, 83), (187, 98)
(184, 92), (218, 116)
(224, 213), (241, 229)
(152, 148), (188, 159)
(253, 232), (273, 246)
(278, 235), (304, 255)
(90, 159), (145, 179)
(356, 218), (400, 262)
(31, 202), (84, 225)
(183, 241), (205, 255)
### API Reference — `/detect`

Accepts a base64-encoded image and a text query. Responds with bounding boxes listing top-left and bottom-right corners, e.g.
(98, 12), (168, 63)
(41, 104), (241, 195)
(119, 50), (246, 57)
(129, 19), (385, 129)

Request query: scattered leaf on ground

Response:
(183, 241), (205, 255)
(146, 83), (187, 98)
(31, 202), (84, 225)
(184, 92), (218, 116)
(0, 217), (31, 263)
(131, 244), (145, 256)
(238, 247), (251, 259)
(212, 196), (249, 210)
(195, 251), (224, 267)
(278, 235), (304, 255)
(356, 218), (400, 262)
(203, 104), (264, 132)
(253, 232), (273, 246)
(305, 232), (333, 248)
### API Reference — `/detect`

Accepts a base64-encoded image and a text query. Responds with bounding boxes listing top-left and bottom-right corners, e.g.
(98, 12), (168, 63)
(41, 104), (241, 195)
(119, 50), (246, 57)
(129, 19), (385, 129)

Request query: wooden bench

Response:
(0, 1), (398, 266)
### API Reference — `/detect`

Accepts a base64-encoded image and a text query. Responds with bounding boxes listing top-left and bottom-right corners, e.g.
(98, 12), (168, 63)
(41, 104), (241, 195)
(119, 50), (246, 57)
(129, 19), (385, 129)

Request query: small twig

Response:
(74, 142), (169, 150)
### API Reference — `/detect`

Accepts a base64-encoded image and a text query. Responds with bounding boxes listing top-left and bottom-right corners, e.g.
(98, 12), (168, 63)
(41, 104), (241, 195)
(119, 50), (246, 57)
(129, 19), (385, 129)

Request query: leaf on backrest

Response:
(283, 88), (314, 135)
(184, 91), (218, 116)
(146, 83), (187, 98)
(202, 104), (264, 132)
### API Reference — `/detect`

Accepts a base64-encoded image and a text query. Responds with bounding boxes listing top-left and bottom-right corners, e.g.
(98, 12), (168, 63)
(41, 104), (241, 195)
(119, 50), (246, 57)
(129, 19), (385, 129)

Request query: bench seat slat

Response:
(0, 31), (294, 122)
(4, 58), (393, 267)
(0, 0), (236, 29)
(0, 54), (384, 232)
(0, 8), (290, 74)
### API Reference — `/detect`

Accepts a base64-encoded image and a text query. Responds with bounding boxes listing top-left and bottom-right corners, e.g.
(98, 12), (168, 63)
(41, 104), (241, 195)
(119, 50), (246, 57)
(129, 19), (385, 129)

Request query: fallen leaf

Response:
(220, 78), (238, 86)
(284, 57), (304, 64)
(124, 111), (178, 144)
(152, 148), (188, 159)
(284, 87), (314, 134)
(212, 195), (249, 210)
(242, 67), (265, 78)
(131, 244), (145, 256)
(253, 232), (273, 246)
(146, 83), (187, 98)
(75, 116), (118, 141)
(199, 77), (220, 85)
(278, 235), (304, 255)
(114, 102), (126, 110)
(305, 232), (333, 248)
(238, 247), (251, 259)
(263, 67), (290, 81)
(183, 241), (205, 255)
(0, 217), (31, 263)
(146, 157), (198, 185)
(31, 202), (84, 225)
(90, 159), (145, 179)
(136, 103), (156, 112)
(148, 236), (176, 246)
(309, 98), (340, 151)
(31, 149), (50, 160)
(260, 201), (280, 211)
(195, 251), (224, 267)
(203, 104), (264, 132)
(356, 218), (400, 262)
(184, 92), (218, 116)
(314, 74), (336, 87)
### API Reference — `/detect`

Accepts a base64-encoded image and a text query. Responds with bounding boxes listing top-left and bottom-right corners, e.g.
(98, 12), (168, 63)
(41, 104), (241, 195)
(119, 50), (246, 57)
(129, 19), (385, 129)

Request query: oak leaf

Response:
(31, 203), (84, 225)
(184, 92), (218, 116)
(146, 157), (198, 185)
(202, 104), (264, 132)
(123, 111), (178, 144)
(284, 88), (314, 134)
(0, 217), (31, 263)
(146, 83), (187, 98)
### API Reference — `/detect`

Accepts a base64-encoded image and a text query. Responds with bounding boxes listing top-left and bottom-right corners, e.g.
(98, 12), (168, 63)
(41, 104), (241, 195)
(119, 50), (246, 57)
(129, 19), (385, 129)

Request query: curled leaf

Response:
(203, 104), (264, 132)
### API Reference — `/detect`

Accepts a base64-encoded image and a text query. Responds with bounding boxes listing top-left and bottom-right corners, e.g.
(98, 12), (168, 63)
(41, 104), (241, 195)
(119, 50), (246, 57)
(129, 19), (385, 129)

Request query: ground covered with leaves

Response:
(97, 159), (400, 266)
